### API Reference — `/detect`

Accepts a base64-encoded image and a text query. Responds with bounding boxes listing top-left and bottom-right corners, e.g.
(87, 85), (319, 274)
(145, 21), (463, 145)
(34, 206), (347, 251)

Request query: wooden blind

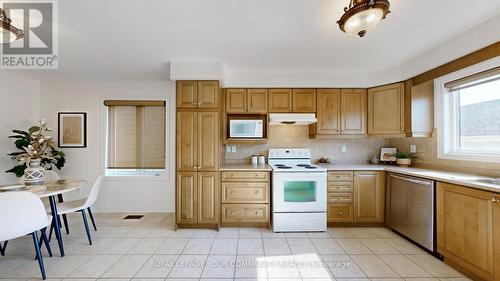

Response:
(444, 66), (500, 91)
(107, 102), (165, 169)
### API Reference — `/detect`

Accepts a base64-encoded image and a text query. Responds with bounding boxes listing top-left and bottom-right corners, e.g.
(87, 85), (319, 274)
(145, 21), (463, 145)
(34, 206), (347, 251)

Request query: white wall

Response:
(0, 73), (40, 183)
(39, 80), (176, 213)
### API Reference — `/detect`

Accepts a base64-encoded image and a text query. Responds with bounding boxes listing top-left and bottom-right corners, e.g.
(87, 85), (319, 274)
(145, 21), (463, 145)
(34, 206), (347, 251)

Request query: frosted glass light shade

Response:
(344, 8), (384, 37)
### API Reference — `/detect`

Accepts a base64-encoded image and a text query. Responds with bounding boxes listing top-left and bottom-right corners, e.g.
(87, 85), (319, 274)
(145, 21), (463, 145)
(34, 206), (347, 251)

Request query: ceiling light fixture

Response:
(0, 8), (24, 43)
(337, 0), (390, 38)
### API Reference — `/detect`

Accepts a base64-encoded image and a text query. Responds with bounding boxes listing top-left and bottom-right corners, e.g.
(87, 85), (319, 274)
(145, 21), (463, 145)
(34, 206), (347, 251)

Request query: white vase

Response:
(396, 158), (412, 167)
(24, 159), (45, 186)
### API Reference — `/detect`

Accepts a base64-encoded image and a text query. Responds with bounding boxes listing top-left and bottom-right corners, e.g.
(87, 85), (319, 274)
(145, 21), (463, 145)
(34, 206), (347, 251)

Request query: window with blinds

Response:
(105, 100), (166, 170)
(438, 65), (500, 162)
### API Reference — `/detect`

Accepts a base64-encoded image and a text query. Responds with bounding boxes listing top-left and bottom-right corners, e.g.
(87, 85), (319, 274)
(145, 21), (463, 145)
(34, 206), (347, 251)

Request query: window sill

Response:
(104, 169), (169, 181)
(438, 152), (500, 164)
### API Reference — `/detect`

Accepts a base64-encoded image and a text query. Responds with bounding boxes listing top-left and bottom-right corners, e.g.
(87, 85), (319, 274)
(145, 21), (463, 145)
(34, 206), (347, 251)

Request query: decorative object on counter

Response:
(337, 0), (391, 38)
(379, 147), (397, 163)
(369, 155), (380, 164)
(392, 151), (417, 167)
(6, 119), (66, 185)
(316, 157), (332, 164)
(251, 155), (258, 165)
(58, 112), (87, 148)
(258, 155), (266, 165)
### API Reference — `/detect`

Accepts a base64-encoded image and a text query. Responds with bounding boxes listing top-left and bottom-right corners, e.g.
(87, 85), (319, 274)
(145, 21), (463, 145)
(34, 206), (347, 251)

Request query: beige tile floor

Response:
(0, 213), (471, 281)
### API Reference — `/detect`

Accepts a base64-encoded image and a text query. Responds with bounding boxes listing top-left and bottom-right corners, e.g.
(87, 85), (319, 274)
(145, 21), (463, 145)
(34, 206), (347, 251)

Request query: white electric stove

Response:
(268, 148), (327, 232)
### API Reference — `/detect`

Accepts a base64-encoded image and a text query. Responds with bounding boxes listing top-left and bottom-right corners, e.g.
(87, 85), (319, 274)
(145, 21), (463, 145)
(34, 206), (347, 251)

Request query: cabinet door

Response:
(437, 182), (494, 279)
(368, 83), (405, 135)
(197, 172), (219, 224)
(293, 89), (316, 112)
(354, 171), (385, 222)
(316, 89), (341, 134)
(176, 81), (197, 108)
(269, 89), (292, 112)
(176, 112), (197, 171)
(341, 89), (367, 135)
(197, 81), (219, 109)
(247, 89), (268, 113)
(493, 194), (500, 279)
(176, 172), (197, 224)
(226, 89), (247, 113)
(198, 112), (219, 171)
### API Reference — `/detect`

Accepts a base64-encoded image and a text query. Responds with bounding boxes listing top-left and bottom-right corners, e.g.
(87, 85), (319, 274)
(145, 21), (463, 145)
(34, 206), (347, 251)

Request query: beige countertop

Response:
(319, 164), (500, 193)
(220, 164), (272, 171)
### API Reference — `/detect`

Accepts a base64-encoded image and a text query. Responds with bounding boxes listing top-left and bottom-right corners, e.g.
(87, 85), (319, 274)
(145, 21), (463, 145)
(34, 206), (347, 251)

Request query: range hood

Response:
(269, 113), (317, 125)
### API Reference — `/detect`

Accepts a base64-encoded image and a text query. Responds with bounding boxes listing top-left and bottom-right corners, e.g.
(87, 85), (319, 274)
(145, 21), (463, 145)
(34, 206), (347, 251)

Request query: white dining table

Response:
(0, 179), (87, 257)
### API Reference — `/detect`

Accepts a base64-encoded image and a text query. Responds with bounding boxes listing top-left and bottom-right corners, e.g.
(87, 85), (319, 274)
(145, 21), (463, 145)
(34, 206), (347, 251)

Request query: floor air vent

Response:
(123, 215), (144, 220)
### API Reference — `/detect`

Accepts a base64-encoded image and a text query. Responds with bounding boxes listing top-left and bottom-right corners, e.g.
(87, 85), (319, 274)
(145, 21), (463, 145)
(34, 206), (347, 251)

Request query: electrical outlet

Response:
(226, 145), (231, 153)
(410, 145), (417, 153)
(231, 146), (237, 153)
(341, 144), (347, 153)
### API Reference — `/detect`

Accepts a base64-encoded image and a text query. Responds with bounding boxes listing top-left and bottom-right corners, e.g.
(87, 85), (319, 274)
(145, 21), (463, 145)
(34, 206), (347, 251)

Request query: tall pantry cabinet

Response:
(176, 81), (220, 229)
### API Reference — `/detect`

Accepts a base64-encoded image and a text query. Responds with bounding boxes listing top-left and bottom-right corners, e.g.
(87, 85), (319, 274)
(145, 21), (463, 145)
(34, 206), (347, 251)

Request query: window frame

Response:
(435, 56), (500, 163)
(101, 97), (170, 179)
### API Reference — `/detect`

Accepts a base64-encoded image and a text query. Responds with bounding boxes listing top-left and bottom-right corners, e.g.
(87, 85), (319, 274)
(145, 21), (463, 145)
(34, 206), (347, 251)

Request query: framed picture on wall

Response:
(58, 112), (87, 148)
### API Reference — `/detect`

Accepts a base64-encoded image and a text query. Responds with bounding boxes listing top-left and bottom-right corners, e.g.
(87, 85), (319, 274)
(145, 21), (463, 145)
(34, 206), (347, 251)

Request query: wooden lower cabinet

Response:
(353, 171), (385, 222)
(328, 204), (354, 223)
(176, 172), (197, 224)
(437, 182), (500, 280)
(220, 170), (270, 227)
(176, 171), (218, 226)
(221, 204), (269, 223)
(327, 170), (385, 225)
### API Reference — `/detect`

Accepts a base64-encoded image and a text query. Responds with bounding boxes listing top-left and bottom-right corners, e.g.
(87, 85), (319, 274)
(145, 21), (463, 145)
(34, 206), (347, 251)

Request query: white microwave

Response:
(228, 118), (265, 138)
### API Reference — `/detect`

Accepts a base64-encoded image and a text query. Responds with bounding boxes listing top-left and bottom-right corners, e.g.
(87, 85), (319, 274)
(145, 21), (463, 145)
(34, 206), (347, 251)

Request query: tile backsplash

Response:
(224, 125), (388, 165)
(389, 135), (500, 178)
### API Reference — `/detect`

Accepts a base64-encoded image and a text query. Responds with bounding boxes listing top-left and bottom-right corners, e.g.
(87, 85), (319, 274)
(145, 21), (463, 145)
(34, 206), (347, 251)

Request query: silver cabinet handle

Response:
(390, 174), (432, 186)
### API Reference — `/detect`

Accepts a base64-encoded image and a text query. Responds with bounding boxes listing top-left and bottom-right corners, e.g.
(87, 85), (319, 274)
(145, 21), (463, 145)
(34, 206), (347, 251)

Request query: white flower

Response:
(28, 145), (34, 150)
(39, 138), (44, 143)
(33, 150), (38, 155)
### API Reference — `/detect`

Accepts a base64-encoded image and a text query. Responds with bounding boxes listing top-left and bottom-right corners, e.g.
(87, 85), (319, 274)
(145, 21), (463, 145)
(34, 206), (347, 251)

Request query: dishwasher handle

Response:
(389, 174), (433, 186)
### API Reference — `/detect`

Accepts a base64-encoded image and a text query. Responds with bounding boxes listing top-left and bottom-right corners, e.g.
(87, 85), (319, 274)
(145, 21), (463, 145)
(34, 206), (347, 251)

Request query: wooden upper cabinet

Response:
(197, 172), (219, 224)
(176, 80), (219, 109)
(176, 112), (197, 171)
(353, 171), (385, 222)
(437, 182), (495, 280)
(293, 89), (316, 112)
(226, 89), (247, 113)
(341, 89), (367, 135)
(176, 172), (197, 223)
(368, 82), (405, 136)
(197, 112), (219, 171)
(316, 89), (341, 134)
(176, 81), (197, 108)
(197, 81), (219, 109)
(269, 89), (293, 112)
(247, 89), (268, 113)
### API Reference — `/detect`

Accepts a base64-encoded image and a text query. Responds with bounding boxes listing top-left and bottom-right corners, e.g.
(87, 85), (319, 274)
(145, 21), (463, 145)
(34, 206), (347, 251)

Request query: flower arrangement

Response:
(6, 119), (66, 177)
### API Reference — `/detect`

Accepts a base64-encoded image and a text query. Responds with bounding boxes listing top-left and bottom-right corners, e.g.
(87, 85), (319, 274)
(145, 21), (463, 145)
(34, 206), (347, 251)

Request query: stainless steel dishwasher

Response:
(386, 173), (435, 252)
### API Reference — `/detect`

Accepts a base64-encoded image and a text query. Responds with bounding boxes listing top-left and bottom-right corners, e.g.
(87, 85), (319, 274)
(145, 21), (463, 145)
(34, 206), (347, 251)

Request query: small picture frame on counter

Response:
(380, 147), (397, 164)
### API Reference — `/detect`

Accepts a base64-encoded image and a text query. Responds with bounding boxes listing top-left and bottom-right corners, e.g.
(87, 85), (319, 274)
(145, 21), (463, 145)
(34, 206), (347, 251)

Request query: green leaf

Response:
(29, 126), (40, 134)
(12, 130), (30, 137)
(8, 135), (26, 139)
(7, 152), (24, 156)
(14, 138), (30, 150)
(5, 164), (27, 177)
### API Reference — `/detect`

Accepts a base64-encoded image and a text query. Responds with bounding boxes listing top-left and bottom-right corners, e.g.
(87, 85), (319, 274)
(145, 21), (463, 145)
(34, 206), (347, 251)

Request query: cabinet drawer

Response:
(328, 204), (353, 222)
(328, 182), (353, 193)
(328, 193), (353, 203)
(221, 204), (269, 223)
(221, 171), (269, 182)
(328, 171), (354, 182)
(221, 182), (269, 203)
